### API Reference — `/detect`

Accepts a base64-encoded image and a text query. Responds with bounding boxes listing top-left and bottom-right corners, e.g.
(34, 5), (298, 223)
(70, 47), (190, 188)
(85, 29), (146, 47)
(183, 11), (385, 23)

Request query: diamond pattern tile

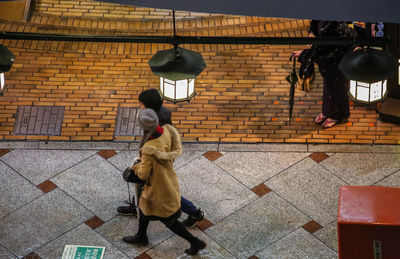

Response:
(321, 153), (400, 185)
(214, 152), (310, 188)
(205, 192), (310, 258)
(51, 155), (128, 221)
(202, 151), (223, 161)
(0, 161), (42, 218)
(177, 156), (258, 223)
(22, 252), (41, 259)
(0, 149), (10, 157)
(36, 180), (57, 193)
(97, 149), (118, 160)
(309, 152), (329, 163)
(266, 158), (347, 226)
(134, 253), (152, 259)
(302, 220), (323, 234)
(196, 217), (214, 231)
(0, 189), (92, 257)
(251, 183), (272, 197)
(0, 150), (96, 185)
(85, 216), (105, 229)
(256, 228), (337, 258)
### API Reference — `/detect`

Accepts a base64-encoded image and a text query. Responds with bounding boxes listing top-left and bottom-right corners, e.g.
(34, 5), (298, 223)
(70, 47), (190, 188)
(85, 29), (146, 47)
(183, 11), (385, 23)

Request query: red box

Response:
(337, 186), (400, 259)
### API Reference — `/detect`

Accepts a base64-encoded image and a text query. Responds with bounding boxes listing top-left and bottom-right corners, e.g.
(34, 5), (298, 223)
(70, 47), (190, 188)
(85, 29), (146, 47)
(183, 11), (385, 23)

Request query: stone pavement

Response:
(1, 141), (400, 259)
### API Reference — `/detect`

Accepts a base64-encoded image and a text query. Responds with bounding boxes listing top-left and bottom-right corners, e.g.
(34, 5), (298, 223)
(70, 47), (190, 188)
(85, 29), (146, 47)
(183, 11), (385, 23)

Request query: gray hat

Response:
(137, 108), (158, 132)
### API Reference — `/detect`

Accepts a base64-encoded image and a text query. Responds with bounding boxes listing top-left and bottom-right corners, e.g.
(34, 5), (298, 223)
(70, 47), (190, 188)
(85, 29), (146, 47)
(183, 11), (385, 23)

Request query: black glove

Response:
(122, 167), (145, 183)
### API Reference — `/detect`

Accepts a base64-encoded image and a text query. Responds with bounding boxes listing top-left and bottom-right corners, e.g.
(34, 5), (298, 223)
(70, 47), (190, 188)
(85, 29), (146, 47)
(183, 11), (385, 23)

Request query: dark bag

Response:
(294, 49), (315, 92)
(122, 167), (145, 183)
(298, 49), (315, 80)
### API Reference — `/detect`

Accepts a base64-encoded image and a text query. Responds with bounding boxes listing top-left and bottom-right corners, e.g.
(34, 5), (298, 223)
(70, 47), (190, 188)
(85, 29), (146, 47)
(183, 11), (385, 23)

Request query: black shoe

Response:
(185, 239), (207, 255)
(117, 205), (137, 216)
(182, 209), (205, 228)
(122, 234), (149, 245)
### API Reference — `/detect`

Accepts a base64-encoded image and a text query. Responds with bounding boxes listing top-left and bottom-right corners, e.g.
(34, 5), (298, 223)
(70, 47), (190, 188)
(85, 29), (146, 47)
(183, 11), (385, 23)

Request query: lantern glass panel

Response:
(0, 73), (4, 91)
(176, 79), (189, 100)
(162, 78), (176, 100)
(356, 84), (370, 102)
(370, 81), (382, 102)
(383, 80), (387, 95)
(350, 80), (356, 98)
(188, 79), (195, 96)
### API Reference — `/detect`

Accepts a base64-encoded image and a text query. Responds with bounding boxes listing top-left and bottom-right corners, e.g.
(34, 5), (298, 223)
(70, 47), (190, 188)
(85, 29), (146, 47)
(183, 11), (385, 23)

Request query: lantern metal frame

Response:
(349, 79), (388, 104)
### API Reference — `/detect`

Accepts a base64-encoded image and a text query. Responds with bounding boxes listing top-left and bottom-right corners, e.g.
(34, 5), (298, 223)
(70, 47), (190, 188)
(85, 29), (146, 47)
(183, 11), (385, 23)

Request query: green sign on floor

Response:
(61, 245), (105, 259)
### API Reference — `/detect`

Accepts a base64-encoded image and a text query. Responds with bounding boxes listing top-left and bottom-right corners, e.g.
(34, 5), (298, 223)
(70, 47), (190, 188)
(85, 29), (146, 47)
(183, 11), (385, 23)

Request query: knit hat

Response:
(137, 108), (158, 132)
(137, 108), (159, 147)
(138, 88), (163, 112)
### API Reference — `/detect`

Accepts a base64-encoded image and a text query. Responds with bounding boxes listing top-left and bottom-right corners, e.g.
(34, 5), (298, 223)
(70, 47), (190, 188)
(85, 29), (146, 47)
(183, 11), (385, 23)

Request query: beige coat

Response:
(133, 124), (182, 218)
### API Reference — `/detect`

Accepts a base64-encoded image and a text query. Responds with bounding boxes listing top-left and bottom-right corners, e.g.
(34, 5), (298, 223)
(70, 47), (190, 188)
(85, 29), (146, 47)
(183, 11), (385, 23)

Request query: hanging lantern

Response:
(149, 47), (205, 103)
(349, 79), (387, 103)
(148, 10), (206, 103)
(339, 48), (397, 103)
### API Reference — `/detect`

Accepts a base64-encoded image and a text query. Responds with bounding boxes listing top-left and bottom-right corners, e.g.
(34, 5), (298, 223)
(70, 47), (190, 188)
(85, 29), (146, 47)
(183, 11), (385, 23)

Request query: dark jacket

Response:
(157, 106), (172, 126)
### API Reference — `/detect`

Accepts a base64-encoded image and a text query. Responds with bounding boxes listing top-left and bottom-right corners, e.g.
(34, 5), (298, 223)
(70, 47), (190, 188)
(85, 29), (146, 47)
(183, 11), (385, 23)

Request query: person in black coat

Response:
(295, 20), (356, 128)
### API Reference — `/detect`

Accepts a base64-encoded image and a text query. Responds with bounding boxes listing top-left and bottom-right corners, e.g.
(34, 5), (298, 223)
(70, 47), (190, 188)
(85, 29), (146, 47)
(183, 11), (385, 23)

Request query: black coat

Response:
(157, 106), (172, 126)
(309, 20), (356, 71)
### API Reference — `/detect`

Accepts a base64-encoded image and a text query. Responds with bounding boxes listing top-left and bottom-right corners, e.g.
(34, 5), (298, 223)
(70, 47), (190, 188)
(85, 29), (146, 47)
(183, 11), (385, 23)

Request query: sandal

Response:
(322, 118), (338, 128)
(314, 113), (327, 125)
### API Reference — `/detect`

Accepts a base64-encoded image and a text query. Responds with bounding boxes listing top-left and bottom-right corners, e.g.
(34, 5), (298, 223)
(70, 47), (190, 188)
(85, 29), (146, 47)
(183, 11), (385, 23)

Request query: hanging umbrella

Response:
(0, 44), (15, 73)
(285, 54), (298, 119)
(148, 47), (206, 81)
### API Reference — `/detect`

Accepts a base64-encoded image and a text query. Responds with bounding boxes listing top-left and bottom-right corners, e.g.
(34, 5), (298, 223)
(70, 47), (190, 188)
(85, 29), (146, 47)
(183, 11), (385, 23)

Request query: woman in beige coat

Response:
(122, 108), (206, 255)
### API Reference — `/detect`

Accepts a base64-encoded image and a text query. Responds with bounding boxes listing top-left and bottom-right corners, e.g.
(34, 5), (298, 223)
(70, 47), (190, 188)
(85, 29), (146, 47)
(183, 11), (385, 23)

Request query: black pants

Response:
(137, 209), (198, 245)
(320, 65), (350, 121)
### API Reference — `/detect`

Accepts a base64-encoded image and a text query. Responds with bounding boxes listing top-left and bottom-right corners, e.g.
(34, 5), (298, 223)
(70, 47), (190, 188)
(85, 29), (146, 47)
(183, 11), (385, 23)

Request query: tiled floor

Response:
(1, 141), (400, 259)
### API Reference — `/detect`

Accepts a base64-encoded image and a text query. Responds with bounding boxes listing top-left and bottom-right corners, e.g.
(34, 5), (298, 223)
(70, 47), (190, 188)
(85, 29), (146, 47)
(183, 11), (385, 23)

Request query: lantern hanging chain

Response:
(172, 10), (178, 50)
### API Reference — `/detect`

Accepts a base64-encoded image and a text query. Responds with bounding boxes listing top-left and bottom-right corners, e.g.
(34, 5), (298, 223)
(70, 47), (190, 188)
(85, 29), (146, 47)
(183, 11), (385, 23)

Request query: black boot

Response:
(122, 234), (148, 245)
(185, 238), (207, 255)
(123, 210), (150, 245)
(168, 221), (207, 255)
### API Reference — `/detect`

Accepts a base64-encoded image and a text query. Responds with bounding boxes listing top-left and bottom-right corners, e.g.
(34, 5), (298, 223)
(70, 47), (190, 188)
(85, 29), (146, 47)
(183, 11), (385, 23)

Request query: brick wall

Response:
(0, 0), (399, 144)
(34, 0), (222, 20)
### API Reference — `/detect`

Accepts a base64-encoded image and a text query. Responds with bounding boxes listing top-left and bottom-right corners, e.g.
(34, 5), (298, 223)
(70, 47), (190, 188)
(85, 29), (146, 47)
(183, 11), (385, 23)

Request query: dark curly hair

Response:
(138, 88), (163, 112)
